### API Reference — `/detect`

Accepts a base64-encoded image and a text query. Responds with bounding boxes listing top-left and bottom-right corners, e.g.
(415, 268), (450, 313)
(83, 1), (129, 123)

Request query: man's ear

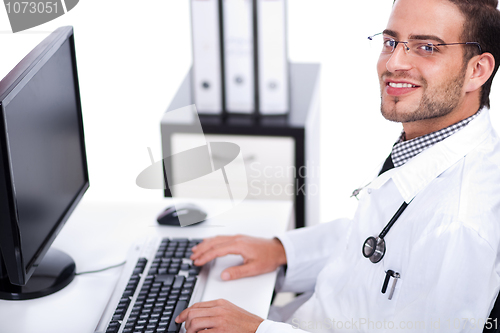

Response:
(465, 52), (495, 93)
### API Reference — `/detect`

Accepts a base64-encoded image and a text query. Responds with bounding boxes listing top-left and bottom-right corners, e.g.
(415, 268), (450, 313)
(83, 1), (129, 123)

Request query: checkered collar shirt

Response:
(391, 110), (482, 167)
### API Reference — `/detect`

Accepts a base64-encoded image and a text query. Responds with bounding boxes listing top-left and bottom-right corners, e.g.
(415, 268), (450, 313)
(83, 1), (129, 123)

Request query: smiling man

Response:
(175, 0), (500, 332)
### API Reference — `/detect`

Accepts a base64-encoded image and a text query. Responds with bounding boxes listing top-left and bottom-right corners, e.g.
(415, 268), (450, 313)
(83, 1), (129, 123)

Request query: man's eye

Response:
(383, 40), (396, 48)
(382, 39), (396, 52)
(418, 43), (437, 54)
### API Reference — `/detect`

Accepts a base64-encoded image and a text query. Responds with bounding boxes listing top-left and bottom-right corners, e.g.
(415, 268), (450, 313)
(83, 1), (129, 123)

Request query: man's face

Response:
(377, 0), (468, 123)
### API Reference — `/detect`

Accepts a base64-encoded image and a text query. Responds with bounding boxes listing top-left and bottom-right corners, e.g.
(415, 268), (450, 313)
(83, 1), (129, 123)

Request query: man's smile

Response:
(384, 79), (421, 96)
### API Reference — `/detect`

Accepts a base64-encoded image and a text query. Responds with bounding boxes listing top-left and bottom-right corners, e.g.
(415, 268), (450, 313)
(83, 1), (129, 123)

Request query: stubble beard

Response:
(380, 68), (466, 123)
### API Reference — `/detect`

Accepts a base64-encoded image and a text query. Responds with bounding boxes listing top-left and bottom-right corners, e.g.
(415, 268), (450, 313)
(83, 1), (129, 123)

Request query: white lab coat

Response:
(257, 109), (500, 333)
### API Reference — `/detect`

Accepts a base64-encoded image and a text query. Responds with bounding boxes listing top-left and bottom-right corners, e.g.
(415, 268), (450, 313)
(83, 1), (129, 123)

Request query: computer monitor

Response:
(0, 26), (88, 300)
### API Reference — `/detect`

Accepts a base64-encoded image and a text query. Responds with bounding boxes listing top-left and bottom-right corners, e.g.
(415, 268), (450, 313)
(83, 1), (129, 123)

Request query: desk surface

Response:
(0, 198), (293, 333)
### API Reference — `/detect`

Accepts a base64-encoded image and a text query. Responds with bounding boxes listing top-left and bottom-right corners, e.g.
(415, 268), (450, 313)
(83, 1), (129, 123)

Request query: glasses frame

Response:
(368, 32), (482, 56)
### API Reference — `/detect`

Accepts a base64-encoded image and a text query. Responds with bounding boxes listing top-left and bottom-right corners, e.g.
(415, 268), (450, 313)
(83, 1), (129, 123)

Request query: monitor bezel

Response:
(0, 26), (89, 286)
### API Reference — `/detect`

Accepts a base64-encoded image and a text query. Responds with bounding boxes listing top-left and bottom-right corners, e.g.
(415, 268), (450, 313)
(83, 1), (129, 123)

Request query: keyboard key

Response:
(168, 268), (180, 274)
(133, 267), (144, 275)
(114, 307), (126, 315)
(112, 314), (124, 321)
(155, 302), (166, 308)
(106, 321), (120, 331)
(158, 320), (170, 327)
(106, 327), (119, 333)
(156, 274), (175, 286)
(168, 300), (188, 333)
(173, 276), (185, 290)
(160, 315), (172, 322)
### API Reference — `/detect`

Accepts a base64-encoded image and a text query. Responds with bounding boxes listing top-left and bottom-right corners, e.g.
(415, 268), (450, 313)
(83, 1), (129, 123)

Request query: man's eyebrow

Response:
(382, 30), (447, 45)
(408, 34), (446, 44)
(383, 29), (398, 38)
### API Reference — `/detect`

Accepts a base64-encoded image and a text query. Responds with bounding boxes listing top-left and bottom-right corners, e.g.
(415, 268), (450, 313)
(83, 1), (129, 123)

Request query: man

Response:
(176, 0), (500, 331)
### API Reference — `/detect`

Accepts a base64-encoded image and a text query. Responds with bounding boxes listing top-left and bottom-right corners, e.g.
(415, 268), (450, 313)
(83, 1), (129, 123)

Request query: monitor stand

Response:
(0, 248), (76, 300)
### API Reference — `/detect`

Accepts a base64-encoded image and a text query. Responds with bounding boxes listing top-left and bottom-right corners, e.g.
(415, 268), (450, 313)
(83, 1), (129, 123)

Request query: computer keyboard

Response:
(95, 237), (210, 333)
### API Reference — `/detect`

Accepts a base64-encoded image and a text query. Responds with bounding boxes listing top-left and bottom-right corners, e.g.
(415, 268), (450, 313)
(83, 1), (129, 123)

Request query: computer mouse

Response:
(156, 203), (207, 226)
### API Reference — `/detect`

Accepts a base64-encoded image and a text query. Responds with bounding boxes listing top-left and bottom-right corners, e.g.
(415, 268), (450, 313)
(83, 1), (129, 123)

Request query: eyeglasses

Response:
(368, 32), (482, 57)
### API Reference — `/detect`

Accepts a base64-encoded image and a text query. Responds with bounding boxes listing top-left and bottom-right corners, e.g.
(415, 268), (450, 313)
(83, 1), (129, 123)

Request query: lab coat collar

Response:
(368, 108), (493, 202)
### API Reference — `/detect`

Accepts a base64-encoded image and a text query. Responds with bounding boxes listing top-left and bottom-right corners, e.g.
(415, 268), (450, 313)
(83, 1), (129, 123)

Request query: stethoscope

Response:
(362, 201), (410, 263)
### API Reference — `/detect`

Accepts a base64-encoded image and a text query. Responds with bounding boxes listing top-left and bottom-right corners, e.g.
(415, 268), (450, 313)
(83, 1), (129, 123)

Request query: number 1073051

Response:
(5, 2), (58, 14)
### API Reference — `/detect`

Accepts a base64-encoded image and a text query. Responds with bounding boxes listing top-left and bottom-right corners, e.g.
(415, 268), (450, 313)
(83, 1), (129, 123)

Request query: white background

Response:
(1, 1), (499, 223)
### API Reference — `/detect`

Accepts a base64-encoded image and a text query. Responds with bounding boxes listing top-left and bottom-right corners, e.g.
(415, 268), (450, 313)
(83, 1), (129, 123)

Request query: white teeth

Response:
(389, 82), (416, 88)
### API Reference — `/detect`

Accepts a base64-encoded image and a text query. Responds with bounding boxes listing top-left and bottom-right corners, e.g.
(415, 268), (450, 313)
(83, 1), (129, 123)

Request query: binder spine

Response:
(222, 0), (255, 114)
(256, 0), (289, 115)
(191, 0), (223, 114)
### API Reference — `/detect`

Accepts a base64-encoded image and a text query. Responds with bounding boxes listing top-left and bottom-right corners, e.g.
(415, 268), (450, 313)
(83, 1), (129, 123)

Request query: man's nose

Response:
(385, 43), (413, 73)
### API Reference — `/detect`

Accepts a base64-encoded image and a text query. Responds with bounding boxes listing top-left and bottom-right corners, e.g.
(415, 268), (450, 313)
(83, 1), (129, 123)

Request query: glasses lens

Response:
(368, 34), (394, 54)
(382, 37), (396, 53)
(409, 40), (435, 57)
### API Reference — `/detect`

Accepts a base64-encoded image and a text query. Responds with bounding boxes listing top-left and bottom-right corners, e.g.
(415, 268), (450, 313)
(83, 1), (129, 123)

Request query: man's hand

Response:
(175, 299), (264, 333)
(190, 235), (287, 280)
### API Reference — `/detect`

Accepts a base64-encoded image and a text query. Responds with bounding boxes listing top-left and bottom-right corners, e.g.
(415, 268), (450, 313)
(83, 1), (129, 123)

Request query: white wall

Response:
(1, 1), (499, 223)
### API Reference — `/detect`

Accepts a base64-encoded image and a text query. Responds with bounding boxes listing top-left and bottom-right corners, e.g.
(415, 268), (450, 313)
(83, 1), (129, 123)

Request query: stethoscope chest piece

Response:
(362, 236), (386, 263)
(361, 202), (409, 264)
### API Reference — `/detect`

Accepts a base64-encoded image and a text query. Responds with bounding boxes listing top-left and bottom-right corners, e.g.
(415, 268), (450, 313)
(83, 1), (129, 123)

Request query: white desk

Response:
(0, 198), (293, 333)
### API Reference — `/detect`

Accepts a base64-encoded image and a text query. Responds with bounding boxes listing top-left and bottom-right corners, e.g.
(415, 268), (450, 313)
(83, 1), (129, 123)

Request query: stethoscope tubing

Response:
(378, 202), (409, 239)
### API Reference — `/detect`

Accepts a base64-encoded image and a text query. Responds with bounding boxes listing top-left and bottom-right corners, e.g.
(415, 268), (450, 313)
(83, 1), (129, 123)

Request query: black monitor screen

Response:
(1, 32), (87, 275)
